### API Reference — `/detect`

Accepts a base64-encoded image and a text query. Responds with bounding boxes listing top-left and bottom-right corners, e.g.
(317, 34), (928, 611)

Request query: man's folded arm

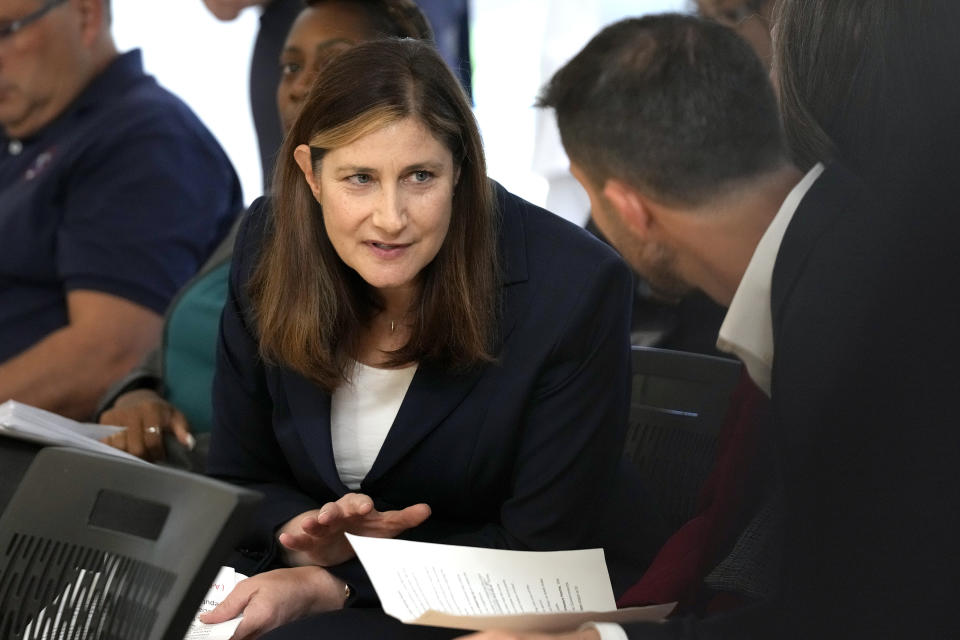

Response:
(0, 290), (163, 420)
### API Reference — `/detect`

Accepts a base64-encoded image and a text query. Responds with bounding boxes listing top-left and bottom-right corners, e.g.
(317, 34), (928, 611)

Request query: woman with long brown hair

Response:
(98, 0), (434, 463)
(203, 38), (634, 638)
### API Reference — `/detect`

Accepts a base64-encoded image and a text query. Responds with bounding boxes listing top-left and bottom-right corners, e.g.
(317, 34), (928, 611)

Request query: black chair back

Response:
(0, 447), (260, 640)
(625, 346), (742, 532)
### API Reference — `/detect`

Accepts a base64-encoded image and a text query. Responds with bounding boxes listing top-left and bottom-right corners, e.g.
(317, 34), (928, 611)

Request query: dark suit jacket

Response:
(622, 163), (960, 638)
(207, 183), (634, 601)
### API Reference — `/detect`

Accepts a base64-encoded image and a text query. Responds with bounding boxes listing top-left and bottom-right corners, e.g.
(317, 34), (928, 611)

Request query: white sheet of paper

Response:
(182, 566), (247, 640)
(346, 534), (674, 632)
(0, 400), (139, 462)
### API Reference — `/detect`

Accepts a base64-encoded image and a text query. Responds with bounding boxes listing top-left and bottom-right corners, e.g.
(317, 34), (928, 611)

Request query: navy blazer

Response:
(208, 183), (634, 597)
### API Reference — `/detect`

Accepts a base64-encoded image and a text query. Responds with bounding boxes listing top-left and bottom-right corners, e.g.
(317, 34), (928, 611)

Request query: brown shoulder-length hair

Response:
(250, 38), (499, 392)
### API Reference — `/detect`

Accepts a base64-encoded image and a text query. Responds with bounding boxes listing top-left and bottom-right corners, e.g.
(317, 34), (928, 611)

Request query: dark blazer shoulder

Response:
(771, 163), (878, 324)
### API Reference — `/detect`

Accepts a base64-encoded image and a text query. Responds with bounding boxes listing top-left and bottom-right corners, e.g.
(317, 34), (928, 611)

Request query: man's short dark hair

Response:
(538, 13), (786, 207)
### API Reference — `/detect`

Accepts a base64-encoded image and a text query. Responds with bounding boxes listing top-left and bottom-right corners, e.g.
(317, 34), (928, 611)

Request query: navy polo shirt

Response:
(0, 50), (242, 363)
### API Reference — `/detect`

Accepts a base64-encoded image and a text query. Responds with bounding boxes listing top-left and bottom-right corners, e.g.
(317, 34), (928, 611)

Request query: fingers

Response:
(168, 409), (195, 449)
(198, 582), (253, 625)
(310, 501), (345, 528)
(120, 418), (164, 461)
(295, 494), (373, 537)
(141, 422), (166, 461)
(354, 502), (432, 538)
(306, 498), (431, 538)
(395, 502), (432, 528)
(313, 494), (374, 528)
(101, 428), (126, 452)
(278, 497), (430, 550)
(100, 419), (159, 461)
(99, 397), (177, 461)
(277, 529), (317, 553)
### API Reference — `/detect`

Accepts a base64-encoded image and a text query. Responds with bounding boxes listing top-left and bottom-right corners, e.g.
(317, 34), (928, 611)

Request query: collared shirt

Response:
(716, 163), (825, 395)
(0, 50), (242, 362)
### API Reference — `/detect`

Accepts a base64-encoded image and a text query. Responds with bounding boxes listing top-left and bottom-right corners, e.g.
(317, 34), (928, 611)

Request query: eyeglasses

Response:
(0, 0), (69, 40)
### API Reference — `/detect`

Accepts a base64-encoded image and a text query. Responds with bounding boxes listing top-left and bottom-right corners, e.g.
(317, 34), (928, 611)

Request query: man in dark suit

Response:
(465, 10), (960, 640)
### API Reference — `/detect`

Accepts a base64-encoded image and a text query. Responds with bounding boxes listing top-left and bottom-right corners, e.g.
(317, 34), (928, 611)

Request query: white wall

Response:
(112, 1), (689, 213)
(471, 0), (689, 223)
(113, 1), (262, 204)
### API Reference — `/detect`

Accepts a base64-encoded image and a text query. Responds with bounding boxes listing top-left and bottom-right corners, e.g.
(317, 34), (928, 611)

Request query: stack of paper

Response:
(346, 534), (675, 632)
(0, 400), (142, 463)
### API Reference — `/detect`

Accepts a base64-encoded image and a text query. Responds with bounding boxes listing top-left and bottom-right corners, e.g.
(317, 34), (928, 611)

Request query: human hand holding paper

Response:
(278, 492), (431, 566)
(198, 566), (347, 640)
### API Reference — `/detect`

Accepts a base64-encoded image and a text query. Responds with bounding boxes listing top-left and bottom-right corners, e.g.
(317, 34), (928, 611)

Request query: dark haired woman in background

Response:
(202, 38), (633, 638)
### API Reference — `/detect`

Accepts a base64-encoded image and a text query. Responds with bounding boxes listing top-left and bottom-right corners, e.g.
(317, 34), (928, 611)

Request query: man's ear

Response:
(77, 0), (107, 46)
(293, 144), (322, 201)
(603, 179), (655, 238)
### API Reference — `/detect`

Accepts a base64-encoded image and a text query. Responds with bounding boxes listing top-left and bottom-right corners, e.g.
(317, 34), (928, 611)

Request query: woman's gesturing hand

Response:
(278, 492), (431, 567)
(99, 389), (194, 461)
(199, 566), (347, 640)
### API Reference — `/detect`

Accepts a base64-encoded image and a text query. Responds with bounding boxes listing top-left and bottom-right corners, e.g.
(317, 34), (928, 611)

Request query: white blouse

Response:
(330, 360), (418, 489)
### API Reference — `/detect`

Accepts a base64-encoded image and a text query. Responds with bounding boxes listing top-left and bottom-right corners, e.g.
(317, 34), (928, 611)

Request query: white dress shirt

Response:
(716, 163), (825, 396)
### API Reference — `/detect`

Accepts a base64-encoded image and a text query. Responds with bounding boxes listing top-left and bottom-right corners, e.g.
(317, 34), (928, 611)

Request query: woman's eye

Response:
(348, 174), (372, 185)
(411, 170), (433, 183)
(280, 62), (301, 75)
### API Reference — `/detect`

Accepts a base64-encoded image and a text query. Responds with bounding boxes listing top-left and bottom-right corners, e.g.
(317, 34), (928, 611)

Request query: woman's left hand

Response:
(198, 566), (347, 640)
(278, 492), (431, 567)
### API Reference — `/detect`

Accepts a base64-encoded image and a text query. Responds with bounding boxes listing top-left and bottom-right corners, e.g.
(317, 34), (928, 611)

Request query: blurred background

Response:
(113, 0), (687, 223)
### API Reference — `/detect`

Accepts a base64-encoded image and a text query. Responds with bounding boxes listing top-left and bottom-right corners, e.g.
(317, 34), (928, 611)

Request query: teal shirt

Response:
(163, 261), (231, 434)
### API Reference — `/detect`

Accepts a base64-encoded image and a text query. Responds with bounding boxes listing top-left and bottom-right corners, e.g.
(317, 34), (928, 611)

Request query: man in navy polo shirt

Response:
(0, 0), (242, 419)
